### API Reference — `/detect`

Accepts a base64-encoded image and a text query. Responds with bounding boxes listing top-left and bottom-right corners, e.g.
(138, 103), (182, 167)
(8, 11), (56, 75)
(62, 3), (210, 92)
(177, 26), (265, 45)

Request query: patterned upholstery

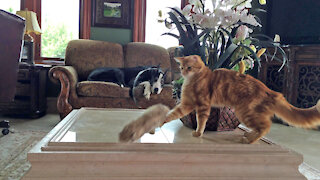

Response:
(49, 39), (176, 118)
(65, 39), (124, 81)
(77, 81), (130, 98)
(124, 42), (172, 83)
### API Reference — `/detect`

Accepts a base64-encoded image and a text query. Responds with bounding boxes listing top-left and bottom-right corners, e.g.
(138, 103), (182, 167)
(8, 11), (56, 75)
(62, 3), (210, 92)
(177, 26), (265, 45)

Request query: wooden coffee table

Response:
(23, 108), (306, 179)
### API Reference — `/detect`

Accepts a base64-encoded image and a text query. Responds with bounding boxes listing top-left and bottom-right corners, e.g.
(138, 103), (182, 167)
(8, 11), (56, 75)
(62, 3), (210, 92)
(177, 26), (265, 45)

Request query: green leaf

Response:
(161, 32), (180, 39)
(168, 7), (196, 38)
(243, 39), (252, 46)
(167, 12), (188, 43)
(218, 31), (227, 59)
(238, 44), (261, 68)
(251, 8), (267, 14)
(213, 43), (238, 69)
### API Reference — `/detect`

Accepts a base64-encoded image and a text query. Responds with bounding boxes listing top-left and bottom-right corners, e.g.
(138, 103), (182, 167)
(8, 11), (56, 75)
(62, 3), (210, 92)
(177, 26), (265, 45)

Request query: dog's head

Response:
(149, 68), (168, 94)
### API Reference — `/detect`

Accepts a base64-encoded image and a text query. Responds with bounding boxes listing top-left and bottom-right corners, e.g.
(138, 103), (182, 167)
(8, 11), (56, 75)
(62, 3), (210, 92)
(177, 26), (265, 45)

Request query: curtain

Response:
(181, 0), (188, 8)
(80, 0), (91, 39)
(133, 0), (146, 42)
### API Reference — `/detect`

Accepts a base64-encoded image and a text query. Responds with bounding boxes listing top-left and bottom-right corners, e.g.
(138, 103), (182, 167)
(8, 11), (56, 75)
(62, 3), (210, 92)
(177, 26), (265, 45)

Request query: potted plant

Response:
(160, 0), (288, 131)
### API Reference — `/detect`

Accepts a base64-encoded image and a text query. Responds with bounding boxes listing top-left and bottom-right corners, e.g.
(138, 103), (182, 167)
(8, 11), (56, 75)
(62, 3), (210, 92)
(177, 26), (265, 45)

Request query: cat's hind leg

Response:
(237, 112), (272, 144)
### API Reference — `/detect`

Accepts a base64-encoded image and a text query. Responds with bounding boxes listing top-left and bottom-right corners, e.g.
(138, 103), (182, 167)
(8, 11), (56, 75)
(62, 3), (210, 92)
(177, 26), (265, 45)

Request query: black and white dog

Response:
(87, 66), (152, 88)
(130, 67), (167, 105)
(87, 66), (167, 105)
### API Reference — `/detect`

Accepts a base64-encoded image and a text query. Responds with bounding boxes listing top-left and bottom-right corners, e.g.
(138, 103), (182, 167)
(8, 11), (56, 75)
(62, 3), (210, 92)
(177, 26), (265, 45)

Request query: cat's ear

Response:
(174, 57), (184, 64)
(191, 55), (199, 62)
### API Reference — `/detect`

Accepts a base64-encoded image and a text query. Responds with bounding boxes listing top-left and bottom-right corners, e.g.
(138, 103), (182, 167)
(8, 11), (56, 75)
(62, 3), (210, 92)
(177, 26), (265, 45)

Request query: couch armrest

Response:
(48, 66), (78, 118)
(49, 66), (78, 85)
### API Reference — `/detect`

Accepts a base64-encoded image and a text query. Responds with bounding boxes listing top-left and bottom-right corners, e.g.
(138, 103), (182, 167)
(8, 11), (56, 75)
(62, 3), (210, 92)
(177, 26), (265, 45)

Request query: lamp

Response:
(16, 9), (41, 64)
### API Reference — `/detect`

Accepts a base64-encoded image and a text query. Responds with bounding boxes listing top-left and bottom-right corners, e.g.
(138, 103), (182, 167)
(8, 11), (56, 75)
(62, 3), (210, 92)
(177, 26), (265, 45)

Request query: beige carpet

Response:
(0, 130), (47, 180)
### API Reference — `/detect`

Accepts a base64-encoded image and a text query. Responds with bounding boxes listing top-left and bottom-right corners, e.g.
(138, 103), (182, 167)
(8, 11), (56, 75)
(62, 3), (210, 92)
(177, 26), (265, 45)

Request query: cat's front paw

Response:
(241, 136), (250, 144)
(192, 131), (202, 137)
(149, 128), (155, 134)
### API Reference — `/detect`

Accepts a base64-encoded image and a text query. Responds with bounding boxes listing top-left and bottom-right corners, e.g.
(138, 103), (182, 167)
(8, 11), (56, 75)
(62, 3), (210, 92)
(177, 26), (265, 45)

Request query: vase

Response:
(173, 85), (240, 131)
(179, 106), (240, 131)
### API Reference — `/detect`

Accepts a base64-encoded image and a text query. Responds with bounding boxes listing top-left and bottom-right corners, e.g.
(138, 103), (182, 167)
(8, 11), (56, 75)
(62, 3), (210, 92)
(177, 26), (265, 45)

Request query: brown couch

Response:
(49, 39), (179, 119)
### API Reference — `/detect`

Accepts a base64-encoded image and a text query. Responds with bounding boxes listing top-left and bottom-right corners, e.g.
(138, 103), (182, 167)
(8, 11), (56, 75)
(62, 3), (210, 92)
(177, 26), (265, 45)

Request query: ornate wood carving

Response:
(53, 70), (73, 119)
(265, 65), (285, 93)
(259, 45), (320, 109)
(297, 66), (320, 108)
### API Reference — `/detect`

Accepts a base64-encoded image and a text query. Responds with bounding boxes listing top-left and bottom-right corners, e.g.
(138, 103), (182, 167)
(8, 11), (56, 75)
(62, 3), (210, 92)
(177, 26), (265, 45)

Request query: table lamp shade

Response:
(16, 10), (41, 35)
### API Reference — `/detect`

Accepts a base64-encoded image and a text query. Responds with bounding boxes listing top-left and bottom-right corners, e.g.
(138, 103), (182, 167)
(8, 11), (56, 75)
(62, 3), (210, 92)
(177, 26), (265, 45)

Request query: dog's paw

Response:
(144, 90), (151, 100)
(192, 131), (202, 137)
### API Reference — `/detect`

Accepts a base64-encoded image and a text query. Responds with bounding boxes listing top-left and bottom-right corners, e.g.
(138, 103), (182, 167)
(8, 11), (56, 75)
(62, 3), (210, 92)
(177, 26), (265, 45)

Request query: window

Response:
(41, 0), (79, 58)
(0, 0), (20, 13)
(145, 0), (181, 48)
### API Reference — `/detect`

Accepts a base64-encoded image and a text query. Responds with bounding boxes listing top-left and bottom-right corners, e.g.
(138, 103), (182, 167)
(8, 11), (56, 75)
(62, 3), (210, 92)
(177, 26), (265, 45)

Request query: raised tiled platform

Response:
(23, 108), (306, 179)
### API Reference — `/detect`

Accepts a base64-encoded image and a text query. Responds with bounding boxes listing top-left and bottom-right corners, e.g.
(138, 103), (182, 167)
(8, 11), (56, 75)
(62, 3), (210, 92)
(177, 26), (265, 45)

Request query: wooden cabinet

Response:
(258, 45), (320, 108)
(0, 63), (48, 118)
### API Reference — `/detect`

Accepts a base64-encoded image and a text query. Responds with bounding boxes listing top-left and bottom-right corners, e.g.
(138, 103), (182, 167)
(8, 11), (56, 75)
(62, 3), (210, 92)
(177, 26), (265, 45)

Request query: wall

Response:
(90, 27), (132, 45)
(90, 0), (134, 44)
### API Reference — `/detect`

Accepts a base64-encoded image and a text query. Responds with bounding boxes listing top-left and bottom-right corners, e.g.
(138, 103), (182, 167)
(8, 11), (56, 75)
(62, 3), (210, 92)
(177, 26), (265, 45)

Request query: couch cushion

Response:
(77, 81), (130, 98)
(124, 42), (172, 83)
(65, 39), (124, 81)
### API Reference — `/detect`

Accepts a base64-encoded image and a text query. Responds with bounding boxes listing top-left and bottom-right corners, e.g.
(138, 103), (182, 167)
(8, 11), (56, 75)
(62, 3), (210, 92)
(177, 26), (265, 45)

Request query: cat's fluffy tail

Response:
(274, 96), (320, 128)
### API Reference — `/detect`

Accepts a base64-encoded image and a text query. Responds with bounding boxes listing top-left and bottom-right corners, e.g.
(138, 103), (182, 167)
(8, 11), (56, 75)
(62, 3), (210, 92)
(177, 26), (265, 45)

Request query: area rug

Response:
(0, 130), (47, 180)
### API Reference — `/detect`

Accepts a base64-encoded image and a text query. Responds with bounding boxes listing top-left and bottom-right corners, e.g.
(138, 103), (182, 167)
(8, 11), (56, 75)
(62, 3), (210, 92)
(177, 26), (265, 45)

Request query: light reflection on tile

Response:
(161, 120), (245, 144)
(60, 131), (76, 142)
(139, 128), (169, 143)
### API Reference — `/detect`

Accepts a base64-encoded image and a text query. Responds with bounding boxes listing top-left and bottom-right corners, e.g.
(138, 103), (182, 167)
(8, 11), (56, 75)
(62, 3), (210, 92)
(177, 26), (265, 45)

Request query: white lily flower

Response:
(189, 0), (203, 13)
(240, 10), (261, 27)
(236, 0), (252, 11)
(219, 0), (240, 9)
(217, 9), (240, 27)
(189, 0), (203, 7)
(193, 14), (219, 29)
(182, 4), (192, 17)
(211, 0), (218, 9)
(235, 25), (249, 41)
(274, 34), (280, 42)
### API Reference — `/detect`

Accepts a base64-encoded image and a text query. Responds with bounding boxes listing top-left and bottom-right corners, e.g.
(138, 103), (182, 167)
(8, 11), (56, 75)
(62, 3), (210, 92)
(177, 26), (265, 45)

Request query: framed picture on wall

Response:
(92, 0), (132, 28)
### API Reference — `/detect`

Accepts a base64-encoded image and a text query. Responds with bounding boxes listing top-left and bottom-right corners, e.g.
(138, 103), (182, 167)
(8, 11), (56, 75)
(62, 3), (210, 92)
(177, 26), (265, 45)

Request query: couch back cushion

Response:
(124, 42), (172, 83)
(65, 39), (124, 81)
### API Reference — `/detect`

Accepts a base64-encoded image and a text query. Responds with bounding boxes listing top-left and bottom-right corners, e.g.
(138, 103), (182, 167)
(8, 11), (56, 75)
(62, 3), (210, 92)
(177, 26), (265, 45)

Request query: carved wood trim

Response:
(53, 70), (73, 119)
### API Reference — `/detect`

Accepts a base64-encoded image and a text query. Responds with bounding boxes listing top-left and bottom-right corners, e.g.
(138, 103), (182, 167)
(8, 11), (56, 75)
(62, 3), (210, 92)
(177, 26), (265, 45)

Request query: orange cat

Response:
(165, 55), (320, 144)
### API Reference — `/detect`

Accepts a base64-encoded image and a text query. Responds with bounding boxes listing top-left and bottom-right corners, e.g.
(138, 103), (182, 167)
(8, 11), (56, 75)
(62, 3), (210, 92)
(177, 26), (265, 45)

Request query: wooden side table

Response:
(0, 62), (49, 118)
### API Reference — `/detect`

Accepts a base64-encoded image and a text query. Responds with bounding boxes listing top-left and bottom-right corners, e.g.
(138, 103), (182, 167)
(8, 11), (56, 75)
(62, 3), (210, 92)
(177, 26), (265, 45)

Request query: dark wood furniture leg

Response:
(53, 71), (73, 119)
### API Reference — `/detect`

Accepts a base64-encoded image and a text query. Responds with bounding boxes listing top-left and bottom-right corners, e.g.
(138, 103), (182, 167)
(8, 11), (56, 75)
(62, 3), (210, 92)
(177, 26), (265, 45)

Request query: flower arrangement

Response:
(159, 0), (287, 73)
(159, 0), (289, 131)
